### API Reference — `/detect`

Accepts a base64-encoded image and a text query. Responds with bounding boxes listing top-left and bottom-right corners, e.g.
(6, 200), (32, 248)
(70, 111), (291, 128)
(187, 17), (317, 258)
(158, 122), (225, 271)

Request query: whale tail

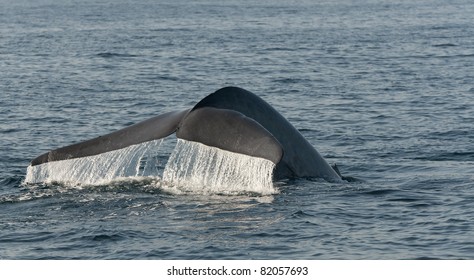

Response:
(29, 87), (342, 182)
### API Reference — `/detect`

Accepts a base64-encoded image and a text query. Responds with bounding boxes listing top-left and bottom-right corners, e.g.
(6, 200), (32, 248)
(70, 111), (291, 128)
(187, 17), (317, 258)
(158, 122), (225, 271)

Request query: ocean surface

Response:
(1, 0), (474, 259)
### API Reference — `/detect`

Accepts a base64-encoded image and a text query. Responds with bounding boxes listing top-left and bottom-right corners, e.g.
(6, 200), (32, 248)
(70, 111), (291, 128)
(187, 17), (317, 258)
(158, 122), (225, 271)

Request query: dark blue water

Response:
(1, 0), (474, 259)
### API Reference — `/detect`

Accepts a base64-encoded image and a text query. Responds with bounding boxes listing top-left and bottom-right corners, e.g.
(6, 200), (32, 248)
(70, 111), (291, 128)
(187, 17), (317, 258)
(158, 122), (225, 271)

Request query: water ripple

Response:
(1, 0), (474, 259)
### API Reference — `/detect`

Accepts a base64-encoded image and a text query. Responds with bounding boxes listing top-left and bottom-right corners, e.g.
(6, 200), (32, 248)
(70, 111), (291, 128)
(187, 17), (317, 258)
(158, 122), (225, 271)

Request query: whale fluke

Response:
(31, 109), (190, 166)
(29, 87), (343, 182)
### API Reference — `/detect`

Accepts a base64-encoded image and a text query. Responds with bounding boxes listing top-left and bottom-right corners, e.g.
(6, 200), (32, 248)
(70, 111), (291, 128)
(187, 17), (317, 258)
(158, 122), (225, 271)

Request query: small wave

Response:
(272, 78), (310, 84)
(96, 52), (138, 58)
(1, 175), (24, 189)
(0, 128), (24, 133)
(432, 43), (458, 48)
(413, 151), (474, 162)
(291, 210), (315, 218)
(0, 231), (55, 243)
(156, 75), (180, 81)
(360, 189), (399, 196)
(414, 256), (441, 260)
(435, 53), (474, 59)
(264, 47), (294, 52)
(387, 197), (421, 203)
(87, 233), (125, 242)
(150, 28), (194, 32)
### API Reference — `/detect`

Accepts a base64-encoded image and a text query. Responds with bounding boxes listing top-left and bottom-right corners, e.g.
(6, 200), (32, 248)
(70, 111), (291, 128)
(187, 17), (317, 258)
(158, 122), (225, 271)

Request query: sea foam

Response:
(163, 139), (277, 195)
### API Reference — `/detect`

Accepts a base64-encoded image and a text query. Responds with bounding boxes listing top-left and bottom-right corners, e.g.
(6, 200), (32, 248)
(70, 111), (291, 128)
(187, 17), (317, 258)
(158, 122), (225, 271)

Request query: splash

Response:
(24, 138), (279, 196)
(163, 139), (278, 195)
(24, 140), (163, 186)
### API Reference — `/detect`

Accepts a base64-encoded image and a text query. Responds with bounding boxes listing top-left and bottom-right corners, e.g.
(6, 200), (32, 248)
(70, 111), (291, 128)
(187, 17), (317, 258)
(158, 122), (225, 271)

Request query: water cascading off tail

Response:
(24, 139), (163, 185)
(162, 139), (278, 195)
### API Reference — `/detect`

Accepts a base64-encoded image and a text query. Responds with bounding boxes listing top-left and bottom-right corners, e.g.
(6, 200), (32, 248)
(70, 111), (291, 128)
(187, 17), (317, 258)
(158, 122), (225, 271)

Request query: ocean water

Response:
(1, 0), (474, 259)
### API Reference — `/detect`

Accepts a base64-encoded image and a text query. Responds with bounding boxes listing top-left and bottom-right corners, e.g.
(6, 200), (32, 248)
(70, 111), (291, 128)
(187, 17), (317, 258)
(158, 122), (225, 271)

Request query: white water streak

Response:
(163, 139), (277, 195)
(25, 140), (163, 185)
(25, 138), (278, 195)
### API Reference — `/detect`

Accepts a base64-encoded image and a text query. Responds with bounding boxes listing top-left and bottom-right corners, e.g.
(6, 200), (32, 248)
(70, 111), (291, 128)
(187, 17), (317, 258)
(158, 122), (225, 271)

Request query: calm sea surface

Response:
(1, 0), (474, 259)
